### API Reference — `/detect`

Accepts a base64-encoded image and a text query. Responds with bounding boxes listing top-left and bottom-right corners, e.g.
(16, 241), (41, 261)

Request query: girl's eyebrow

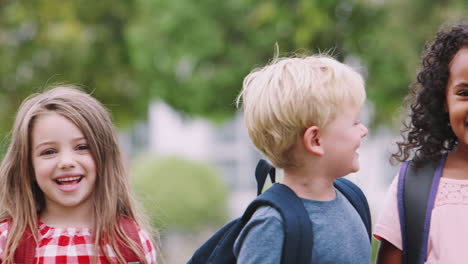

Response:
(34, 137), (86, 150)
(453, 81), (468, 88)
(34, 141), (54, 150)
(449, 81), (468, 92)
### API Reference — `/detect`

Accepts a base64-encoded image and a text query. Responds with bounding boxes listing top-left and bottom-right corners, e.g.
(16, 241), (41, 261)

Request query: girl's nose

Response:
(58, 152), (76, 169)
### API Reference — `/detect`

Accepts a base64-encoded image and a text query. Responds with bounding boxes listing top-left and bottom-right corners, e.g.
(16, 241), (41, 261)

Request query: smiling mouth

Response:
(55, 176), (83, 185)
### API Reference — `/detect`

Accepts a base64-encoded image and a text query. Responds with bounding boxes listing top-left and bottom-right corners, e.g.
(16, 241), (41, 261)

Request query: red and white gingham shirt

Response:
(0, 221), (157, 264)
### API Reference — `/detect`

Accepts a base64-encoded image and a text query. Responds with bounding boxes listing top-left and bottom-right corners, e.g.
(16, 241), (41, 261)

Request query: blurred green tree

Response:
(131, 156), (228, 231)
(0, 0), (466, 143)
(348, 0), (467, 125)
(0, 0), (144, 141)
(126, 0), (379, 121)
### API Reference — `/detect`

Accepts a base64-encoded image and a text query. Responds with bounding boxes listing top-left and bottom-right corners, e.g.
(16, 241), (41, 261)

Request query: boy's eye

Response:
(41, 149), (56, 156)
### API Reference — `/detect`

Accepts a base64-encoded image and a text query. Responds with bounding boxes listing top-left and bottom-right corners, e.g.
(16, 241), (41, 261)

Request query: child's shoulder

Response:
(237, 205), (284, 243)
(234, 205), (284, 257)
(118, 216), (156, 255)
(0, 219), (10, 233)
(0, 220), (10, 257)
(119, 216), (145, 238)
(119, 217), (157, 263)
(0, 223), (8, 240)
(119, 216), (139, 227)
(250, 205), (282, 222)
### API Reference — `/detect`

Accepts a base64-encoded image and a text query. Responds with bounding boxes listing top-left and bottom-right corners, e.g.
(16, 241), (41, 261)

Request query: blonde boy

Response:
(234, 55), (371, 263)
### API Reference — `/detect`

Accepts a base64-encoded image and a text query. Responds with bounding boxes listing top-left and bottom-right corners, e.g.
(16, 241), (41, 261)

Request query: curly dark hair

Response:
(392, 23), (468, 167)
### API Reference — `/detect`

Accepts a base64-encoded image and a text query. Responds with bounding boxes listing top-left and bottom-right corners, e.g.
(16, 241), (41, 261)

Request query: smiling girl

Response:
(374, 22), (468, 264)
(0, 86), (157, 263)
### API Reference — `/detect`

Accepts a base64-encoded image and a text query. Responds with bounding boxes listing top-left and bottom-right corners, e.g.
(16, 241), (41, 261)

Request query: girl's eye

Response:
(41, 149), (56, 156)
(354, 120), (361, 125)
(457, 90), (468, 97)
(76, 144), (90, 151)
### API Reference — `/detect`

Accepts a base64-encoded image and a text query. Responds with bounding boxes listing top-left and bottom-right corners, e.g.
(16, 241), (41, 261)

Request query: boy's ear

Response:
(303, 126), (324, 156)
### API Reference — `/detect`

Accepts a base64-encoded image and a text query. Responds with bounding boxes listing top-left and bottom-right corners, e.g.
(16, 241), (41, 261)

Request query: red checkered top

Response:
(0, 221), (156, 264)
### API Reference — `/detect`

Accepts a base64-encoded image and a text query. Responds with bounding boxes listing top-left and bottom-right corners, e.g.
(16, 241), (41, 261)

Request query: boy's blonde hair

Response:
(237, 55), (366, 169)
(0, 85), (156, 264)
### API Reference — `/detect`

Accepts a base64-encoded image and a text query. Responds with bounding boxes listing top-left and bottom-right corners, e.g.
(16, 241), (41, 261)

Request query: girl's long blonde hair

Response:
(0, 85), (156, 264)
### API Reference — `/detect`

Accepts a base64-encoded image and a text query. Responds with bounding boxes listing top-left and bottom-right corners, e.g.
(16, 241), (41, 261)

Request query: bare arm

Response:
(376, 239), (402, 264)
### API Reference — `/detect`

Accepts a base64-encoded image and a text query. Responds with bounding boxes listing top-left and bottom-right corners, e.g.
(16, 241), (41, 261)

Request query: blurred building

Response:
(147, 100), (261, 191)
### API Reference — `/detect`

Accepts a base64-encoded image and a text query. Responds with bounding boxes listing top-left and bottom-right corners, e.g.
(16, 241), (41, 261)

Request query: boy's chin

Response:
(337, 166), (359, 178)
(349, 164), (360, 174)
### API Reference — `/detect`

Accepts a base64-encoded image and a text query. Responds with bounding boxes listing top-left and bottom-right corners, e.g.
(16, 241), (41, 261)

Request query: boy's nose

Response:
(360, 124), (368, 138)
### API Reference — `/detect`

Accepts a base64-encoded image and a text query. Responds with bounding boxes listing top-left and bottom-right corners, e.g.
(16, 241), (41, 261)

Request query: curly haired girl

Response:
(374, 22), (468, 264)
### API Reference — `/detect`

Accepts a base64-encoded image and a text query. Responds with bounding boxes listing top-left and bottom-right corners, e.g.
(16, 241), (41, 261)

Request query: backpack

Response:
(12, 217), (144, 264)
(187, 159), (372, 264)
(397, 153), (447, 264)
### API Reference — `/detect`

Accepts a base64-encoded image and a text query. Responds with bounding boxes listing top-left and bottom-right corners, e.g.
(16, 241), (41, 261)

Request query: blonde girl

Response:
(0, 85), (157, 263)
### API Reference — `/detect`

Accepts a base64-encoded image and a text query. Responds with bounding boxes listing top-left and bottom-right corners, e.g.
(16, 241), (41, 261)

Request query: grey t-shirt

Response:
(233, 189), (371, 264)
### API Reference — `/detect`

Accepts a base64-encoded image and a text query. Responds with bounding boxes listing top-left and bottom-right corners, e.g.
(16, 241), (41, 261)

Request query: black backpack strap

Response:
(255, 159), (276, 195)
(333, 178), (372, 242)
(397, 154), (447, 264)
(242, 183), (313, 264)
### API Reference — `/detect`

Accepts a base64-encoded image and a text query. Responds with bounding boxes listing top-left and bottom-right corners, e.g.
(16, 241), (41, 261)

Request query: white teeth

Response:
(56, 176), (81, 182)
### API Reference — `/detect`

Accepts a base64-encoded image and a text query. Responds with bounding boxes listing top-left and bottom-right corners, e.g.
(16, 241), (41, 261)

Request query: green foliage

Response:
(348, 0), (468, 125)
(0, 0), (144, 140)
(371, 238), (379, 263)
(131, 155), (228, 231)
(0, 0), (466, 138)
(126, 0), (377, 121)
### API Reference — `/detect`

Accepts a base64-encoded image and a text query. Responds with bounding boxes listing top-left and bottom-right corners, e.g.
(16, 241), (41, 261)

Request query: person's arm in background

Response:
(376, 239), (402, 264)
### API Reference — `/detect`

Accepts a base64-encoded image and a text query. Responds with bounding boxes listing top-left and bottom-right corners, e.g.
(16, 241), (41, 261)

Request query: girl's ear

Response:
(303, 126), (324, 156)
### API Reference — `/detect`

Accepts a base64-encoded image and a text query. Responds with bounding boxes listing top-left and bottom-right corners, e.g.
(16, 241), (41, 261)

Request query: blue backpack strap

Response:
(333, 178), (372, 242)
(397, 160), (410, 264)
(187, 159), (311, 264)
(255, 159), (276, 195)
(242, 183), (313, 264)
(397, 154), (447, 264)
(198, 184), (314, 264)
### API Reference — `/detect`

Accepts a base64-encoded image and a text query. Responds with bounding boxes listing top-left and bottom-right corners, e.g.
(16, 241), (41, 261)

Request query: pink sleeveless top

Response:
(374, 175), (468, 264)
